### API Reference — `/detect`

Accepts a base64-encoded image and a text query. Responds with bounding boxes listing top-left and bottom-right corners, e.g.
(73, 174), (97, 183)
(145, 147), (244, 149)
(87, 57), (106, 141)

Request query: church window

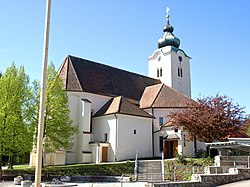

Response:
(157, 68), (159, 77)
(178, 56), (182, 62)
(183, 134), (186, 147)
(104, 133), (108, 142)
(159, 68), (162, 77)
(159, 117), (164, 126)
(178, 67), (183, 77)
(159, 136), (163, 152)
(90, 111), (94, 133)
(134, 129), (136, 134)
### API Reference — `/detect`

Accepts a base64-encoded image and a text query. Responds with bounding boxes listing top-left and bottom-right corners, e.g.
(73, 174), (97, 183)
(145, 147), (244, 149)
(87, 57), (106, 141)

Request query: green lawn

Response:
(3, 161), (134, 177)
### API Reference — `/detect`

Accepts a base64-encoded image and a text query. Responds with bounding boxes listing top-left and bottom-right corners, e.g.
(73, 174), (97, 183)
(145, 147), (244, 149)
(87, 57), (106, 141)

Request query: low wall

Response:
(150, 168), (250, 187)
(192, 168), (250, 187)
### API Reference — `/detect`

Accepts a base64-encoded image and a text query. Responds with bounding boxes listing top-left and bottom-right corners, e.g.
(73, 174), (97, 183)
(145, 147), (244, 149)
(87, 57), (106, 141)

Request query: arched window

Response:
(159, 68), (162, 77)
(157, 68), (159, 77)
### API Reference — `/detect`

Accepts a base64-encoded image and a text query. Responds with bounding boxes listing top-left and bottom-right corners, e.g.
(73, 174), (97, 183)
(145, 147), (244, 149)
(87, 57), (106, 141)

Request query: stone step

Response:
(137, 160), (163, 182)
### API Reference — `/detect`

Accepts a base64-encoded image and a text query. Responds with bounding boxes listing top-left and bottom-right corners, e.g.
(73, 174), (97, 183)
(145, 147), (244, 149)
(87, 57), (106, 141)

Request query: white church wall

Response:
(116, 114), (152, 161)
(148, 46), (191, 98)
(92, 116), (117, 162)
(171, 50), (191, 98)
(66, 93), (79, 164)
(145, 108), (176, 157)
(66, 91), (111, 164)
(148, 48), (172, 87)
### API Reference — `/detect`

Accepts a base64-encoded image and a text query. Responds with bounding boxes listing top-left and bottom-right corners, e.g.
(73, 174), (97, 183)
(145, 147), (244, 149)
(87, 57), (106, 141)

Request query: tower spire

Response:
(158, 6), (180, 49)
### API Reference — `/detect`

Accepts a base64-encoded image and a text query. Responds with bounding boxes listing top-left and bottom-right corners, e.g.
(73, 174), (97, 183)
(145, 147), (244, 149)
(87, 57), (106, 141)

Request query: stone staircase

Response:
(205, 155), (250, 174)
(136, 160), (163, 182)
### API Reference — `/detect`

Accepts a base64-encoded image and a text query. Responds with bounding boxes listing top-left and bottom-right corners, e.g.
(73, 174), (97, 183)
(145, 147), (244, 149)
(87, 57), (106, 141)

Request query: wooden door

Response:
(173, 140), (178, 157)
(164, 141), (169, 159)
(102, 146), (108, 162)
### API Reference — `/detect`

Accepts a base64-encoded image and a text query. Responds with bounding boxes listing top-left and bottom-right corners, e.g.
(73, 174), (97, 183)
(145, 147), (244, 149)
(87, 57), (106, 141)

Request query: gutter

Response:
(114, 114), (118, 162)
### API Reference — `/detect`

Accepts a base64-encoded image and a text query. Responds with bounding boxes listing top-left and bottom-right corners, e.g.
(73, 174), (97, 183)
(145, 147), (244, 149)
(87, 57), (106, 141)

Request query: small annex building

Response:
(30, 10), (207, 166)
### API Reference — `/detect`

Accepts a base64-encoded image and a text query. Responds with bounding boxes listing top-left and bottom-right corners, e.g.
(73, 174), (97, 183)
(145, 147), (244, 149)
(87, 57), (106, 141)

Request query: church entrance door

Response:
(164, 140), (178, 159)
(102, 146), (108, 162)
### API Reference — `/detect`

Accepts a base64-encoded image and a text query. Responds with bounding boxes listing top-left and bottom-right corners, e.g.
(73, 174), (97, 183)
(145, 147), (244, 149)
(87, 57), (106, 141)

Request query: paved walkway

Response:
(2, 180), (250, 187)
(218, 179), (250, 187)
(0, 181), (147, 187)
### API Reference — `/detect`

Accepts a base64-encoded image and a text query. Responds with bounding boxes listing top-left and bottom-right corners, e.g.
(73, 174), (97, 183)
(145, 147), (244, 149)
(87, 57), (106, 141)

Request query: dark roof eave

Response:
(140, 106), (189, 109)
(94, 112), (154, 119)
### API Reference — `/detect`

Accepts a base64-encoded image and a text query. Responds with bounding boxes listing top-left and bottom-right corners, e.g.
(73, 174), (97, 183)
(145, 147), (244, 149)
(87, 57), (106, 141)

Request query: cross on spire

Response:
(166, 7), (170, 19)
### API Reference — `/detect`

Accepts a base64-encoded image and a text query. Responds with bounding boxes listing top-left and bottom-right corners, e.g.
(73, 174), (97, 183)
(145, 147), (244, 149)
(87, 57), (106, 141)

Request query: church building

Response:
(30, 9), (206, 166)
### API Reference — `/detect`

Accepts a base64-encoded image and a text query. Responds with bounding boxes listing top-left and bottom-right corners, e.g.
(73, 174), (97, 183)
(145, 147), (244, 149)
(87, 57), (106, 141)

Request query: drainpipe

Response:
(114, 114), (118, 162)
(152, 108), (154, 158)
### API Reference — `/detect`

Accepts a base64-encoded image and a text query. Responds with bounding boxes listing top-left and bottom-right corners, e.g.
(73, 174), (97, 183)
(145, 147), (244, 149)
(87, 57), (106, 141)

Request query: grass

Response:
(13, 165), (30, 169)
(164, 157), (213, 181)
(3, 158), (213, 181)
(3, 161), (134, 177)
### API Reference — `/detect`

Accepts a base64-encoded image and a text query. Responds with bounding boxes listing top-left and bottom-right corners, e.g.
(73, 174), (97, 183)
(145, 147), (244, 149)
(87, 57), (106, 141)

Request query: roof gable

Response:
(58, 55), (160, 102)
(94, 96), (153, 118)
(140, 83), (193, 109)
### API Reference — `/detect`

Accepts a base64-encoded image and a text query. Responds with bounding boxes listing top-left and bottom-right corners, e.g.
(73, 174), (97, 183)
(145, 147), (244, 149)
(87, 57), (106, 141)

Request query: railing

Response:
(161, 151), (165, 181)
(165, 165), (205, 181)
(134, 151), (138, 180)
(216, 156), (250, 168)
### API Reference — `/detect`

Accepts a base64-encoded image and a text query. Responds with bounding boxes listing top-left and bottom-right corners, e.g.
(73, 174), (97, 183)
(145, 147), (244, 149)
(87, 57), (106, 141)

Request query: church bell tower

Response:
(148, 7), (191, 98)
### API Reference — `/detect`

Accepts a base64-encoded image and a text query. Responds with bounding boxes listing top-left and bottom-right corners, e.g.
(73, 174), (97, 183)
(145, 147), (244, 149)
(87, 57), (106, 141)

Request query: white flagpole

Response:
(34, 0), (51, 186)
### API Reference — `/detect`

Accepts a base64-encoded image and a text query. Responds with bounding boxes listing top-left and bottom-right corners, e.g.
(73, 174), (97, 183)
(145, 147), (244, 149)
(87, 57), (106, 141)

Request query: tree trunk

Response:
(7, 156), (13, 169)
(0, 154), (2, 170)
(194, 137), (197, 157)
(0, 154), (2, 181)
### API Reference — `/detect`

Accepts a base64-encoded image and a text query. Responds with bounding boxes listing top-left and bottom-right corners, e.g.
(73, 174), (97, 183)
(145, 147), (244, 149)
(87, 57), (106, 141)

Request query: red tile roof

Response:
(139, 83), (194, 109)
(58, 55), (161, 102)
(94, 96), (153, 118)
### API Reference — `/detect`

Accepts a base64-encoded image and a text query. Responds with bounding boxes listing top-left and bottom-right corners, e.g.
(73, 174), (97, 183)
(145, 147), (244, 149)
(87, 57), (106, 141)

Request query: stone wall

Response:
(151, 168), (250, 187)
(192, 168), (250, 187)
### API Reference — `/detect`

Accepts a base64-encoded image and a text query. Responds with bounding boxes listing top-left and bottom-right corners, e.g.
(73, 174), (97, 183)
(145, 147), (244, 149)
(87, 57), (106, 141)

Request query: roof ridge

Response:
(117, 96), (123, 113)
(68, 56), (84, 91)
(150, 83), (164, 107)
(68, 55), (159, 82)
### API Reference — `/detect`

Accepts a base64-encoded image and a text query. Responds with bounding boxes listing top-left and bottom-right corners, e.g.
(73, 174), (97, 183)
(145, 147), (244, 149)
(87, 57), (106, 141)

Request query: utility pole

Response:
(34, 0), (51, 186)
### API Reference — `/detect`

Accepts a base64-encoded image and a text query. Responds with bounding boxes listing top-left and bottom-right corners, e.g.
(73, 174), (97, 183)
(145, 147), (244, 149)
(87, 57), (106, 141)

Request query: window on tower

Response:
(157, 68), (159, 77)
(178, 67), (183, 77)
(160, 68), (162, 77)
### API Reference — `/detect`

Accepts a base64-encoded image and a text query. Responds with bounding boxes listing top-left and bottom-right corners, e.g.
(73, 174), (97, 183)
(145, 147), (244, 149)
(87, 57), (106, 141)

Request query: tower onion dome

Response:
(158, 14), (180, 49)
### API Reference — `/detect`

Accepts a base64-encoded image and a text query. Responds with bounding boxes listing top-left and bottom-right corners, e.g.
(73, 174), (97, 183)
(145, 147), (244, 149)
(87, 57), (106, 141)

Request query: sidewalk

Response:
(0, 181), (148, 187)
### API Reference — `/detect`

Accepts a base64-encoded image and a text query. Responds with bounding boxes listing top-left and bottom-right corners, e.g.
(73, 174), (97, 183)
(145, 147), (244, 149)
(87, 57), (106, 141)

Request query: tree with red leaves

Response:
(169, 94), (245, 154)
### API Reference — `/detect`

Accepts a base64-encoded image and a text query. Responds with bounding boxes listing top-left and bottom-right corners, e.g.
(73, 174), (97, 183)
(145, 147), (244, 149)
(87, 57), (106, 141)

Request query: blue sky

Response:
(0, 0), (250, 114)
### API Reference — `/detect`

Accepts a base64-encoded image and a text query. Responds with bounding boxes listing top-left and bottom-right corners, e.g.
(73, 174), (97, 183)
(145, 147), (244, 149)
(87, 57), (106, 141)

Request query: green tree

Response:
(168, 94), (245, 155)
(33, 63), (77, 154)
(0, 63), (34, 169)
(242, 117), (250, 136)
